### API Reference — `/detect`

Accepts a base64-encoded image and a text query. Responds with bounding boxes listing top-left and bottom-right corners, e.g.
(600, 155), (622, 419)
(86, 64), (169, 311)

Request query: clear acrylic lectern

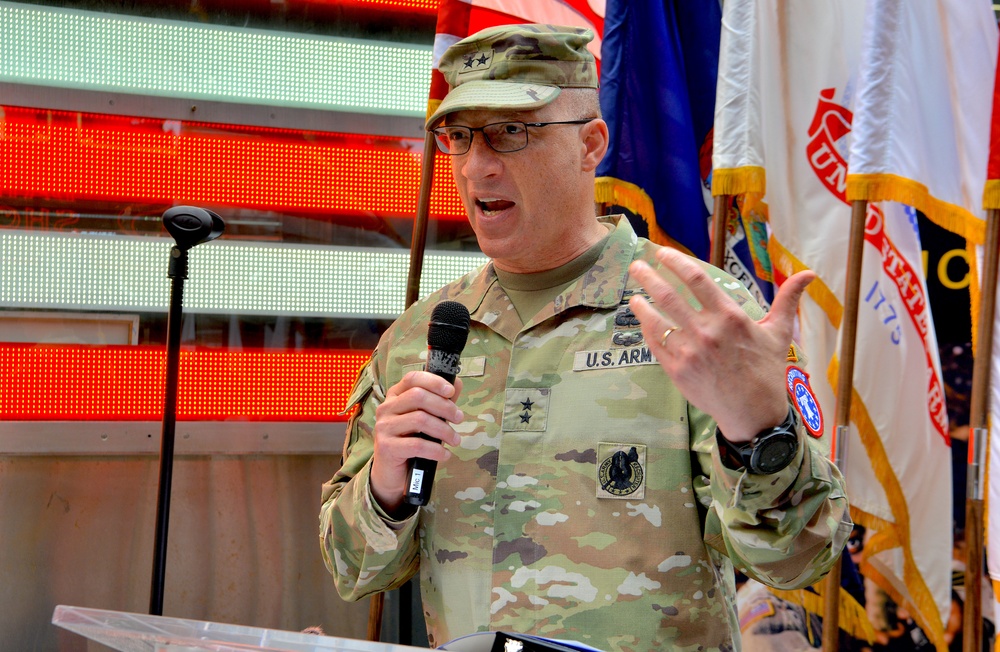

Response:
(52, 605), (432, 652)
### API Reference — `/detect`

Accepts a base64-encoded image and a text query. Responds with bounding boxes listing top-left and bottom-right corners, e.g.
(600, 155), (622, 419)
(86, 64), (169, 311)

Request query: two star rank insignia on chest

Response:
(503, 388), (550, 432)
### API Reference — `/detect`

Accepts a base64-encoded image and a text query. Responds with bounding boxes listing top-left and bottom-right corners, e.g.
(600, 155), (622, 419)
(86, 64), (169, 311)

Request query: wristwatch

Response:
(715, 407), (800, 475)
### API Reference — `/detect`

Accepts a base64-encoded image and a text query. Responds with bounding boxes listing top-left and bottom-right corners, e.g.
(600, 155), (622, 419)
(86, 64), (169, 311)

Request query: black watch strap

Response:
(715, 407), (800, 475)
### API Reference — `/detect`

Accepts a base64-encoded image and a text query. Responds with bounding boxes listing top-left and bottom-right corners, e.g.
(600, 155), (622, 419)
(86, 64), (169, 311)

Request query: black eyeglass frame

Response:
(430, 118), (598, 155)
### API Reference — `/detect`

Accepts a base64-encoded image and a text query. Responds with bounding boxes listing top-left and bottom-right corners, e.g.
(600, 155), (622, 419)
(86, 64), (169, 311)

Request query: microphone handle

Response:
(403, 356), (459, 506)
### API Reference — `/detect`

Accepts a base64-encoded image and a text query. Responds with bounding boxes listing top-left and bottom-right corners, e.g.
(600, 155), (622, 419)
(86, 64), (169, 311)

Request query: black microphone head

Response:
(428, 301), (471, 354)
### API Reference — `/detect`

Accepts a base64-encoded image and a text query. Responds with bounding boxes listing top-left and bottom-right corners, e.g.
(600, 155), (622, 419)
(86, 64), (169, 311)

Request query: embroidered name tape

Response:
(573, 347), (659, 371)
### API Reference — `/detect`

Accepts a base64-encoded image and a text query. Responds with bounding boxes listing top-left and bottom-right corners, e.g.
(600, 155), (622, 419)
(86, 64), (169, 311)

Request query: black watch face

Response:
(751, 435), (798, 474)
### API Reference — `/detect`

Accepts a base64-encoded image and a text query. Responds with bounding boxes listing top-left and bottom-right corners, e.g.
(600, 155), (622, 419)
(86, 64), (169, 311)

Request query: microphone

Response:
(403, 300), (471, 506)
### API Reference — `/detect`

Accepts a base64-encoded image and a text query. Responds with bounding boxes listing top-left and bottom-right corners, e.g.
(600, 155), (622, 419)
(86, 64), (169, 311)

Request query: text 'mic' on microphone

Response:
(403, 300), (471, 506)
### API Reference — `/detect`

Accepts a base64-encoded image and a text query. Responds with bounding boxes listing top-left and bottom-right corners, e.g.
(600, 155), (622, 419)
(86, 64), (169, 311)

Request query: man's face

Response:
(445, 98), (602, 273)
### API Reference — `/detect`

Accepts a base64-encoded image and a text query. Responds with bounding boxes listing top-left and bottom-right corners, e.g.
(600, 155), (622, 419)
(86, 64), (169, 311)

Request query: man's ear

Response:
(580, 118), (609, 171)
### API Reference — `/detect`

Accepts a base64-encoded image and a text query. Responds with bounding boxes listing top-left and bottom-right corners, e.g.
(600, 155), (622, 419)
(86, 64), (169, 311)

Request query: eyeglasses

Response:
(431, 119), (597, 155)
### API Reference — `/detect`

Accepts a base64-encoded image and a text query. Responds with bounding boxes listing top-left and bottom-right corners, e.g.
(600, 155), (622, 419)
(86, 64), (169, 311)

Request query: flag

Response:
(988, 42), (1000, 210)
(428, 0), (606, 121)
(704, 0), (774, 307)
(985, 33), (1000, 646)
(847, 5), (996, 650)
(847, 0), (992, 246)
(595, 0), (720, 262)
(713, 1), (999, 648)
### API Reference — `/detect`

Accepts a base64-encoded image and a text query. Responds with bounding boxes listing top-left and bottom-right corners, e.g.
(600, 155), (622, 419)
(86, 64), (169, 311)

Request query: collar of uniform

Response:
(571, 214), (637, 309)
(452, 214), (636, 339)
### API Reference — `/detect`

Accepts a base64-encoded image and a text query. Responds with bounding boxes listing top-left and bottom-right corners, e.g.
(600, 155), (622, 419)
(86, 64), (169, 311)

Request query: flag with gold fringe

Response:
(846, 3), (996, 648)
(712, 1), (999, 648)
(595, 0), (720, 262)
(846, 0), (997, 648)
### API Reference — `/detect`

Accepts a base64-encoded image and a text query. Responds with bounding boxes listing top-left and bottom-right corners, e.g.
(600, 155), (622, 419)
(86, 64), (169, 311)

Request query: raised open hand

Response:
(628, 247), (814, 442)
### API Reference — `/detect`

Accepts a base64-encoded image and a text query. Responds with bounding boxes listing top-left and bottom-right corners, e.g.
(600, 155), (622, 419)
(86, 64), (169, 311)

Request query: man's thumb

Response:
(768, 270), (816, 325)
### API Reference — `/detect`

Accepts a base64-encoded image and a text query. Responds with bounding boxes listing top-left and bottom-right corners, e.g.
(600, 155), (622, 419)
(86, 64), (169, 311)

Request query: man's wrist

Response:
(716, 407), (800, 474)
(368, 461), (418, 520)
(369, 480), (419, 522)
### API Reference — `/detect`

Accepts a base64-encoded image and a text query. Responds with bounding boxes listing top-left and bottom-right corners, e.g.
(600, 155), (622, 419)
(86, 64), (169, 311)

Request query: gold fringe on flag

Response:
(770, 585), (876, 644)
(769, 239), (842, 328)
(846, 173), (986, 245)
(595, 176), (656, 222)
(711, 166), (766, 197)
(969, 242), (982, 358)
(594, 176), (691, 254)
(426, 98), (443, 122)
(982, 179), (1000, 211)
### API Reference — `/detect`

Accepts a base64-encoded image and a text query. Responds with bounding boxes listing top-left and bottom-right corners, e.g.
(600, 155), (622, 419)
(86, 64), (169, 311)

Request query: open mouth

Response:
(476, 198), (515, 216)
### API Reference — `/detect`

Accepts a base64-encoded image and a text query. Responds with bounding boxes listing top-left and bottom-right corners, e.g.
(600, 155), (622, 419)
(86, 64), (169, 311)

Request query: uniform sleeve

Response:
(318, 352), (421, 601)
(685, 263), (852, 589)
(694, 405), (853, 590)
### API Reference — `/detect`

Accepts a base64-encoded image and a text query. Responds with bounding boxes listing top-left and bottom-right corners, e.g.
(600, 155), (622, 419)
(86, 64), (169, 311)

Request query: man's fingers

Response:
(628, 259), (696, 330)
(379, 386), (462, 423)
(387, 369), (459, 399)
(653, 248), (735, 314)
(407, 409), (463, 445)
(401, 429), (459, 459)
(628, 293), (676, 350)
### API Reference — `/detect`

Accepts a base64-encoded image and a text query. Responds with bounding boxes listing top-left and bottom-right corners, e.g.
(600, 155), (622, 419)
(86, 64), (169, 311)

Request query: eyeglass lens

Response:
(434, 122), (529, 155)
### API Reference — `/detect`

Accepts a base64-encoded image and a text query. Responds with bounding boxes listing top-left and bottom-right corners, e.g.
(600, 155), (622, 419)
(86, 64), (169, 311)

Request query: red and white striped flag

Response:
(427, 0), (605, 121)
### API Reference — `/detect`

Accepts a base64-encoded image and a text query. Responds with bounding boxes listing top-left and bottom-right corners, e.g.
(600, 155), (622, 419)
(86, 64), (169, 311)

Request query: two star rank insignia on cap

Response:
(462, 50), (494, 71)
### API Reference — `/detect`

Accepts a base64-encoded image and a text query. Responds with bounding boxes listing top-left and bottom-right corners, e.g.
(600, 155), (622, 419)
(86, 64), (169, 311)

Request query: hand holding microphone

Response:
(403, 300), (471, 506)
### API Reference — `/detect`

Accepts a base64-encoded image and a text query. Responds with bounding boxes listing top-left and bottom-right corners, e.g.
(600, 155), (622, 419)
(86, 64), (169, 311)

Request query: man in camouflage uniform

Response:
(320, 24), (851, 651)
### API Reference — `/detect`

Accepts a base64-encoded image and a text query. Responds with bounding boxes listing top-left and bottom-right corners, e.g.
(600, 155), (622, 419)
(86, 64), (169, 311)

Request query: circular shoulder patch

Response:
(786, 365), (824, 438)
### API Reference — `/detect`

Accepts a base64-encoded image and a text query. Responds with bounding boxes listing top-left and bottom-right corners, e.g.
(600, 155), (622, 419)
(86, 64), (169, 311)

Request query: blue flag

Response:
(596, 0), (721, 261)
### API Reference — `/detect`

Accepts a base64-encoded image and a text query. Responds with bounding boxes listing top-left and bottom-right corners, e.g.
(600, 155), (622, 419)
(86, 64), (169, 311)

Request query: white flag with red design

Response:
(712, 1), (998, 647)
(847, 3), (996, 647)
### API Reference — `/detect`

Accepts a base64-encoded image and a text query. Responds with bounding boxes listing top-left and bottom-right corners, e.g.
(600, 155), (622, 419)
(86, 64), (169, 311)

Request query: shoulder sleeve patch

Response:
(739, 597), (777, 631)
(342, 355), (376, 415)
(787, 365), (824, 438)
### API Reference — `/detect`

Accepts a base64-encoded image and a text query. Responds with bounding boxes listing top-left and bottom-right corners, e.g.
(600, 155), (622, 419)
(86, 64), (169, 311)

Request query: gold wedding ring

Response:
(659, 326), (680, 347)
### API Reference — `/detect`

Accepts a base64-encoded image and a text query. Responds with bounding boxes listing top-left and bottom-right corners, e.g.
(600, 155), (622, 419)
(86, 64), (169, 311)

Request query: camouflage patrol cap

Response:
(425, 23), (598, 129)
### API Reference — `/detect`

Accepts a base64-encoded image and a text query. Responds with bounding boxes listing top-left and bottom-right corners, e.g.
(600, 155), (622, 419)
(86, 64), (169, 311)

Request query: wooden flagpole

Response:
(711, 193), (855, 649)
(366, 592), (385, 642)
(821, 199), (867, 651)
(710, 195), (729, 268)
(405, 131), (439, 309)
(367, 132), (439, 644)
(962, 207), (1000, 652)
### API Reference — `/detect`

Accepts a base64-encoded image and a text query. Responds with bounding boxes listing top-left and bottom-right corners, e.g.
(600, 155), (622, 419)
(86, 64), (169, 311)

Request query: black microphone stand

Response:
(149, 206), (224, 616)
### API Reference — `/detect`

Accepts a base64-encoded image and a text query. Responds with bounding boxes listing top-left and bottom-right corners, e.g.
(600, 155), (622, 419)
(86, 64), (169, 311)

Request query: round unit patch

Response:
(786, 366), (823, 438)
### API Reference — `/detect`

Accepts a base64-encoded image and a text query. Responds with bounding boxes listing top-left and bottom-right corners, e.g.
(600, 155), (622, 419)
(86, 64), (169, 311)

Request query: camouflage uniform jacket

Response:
(320, 216), (851, 652)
